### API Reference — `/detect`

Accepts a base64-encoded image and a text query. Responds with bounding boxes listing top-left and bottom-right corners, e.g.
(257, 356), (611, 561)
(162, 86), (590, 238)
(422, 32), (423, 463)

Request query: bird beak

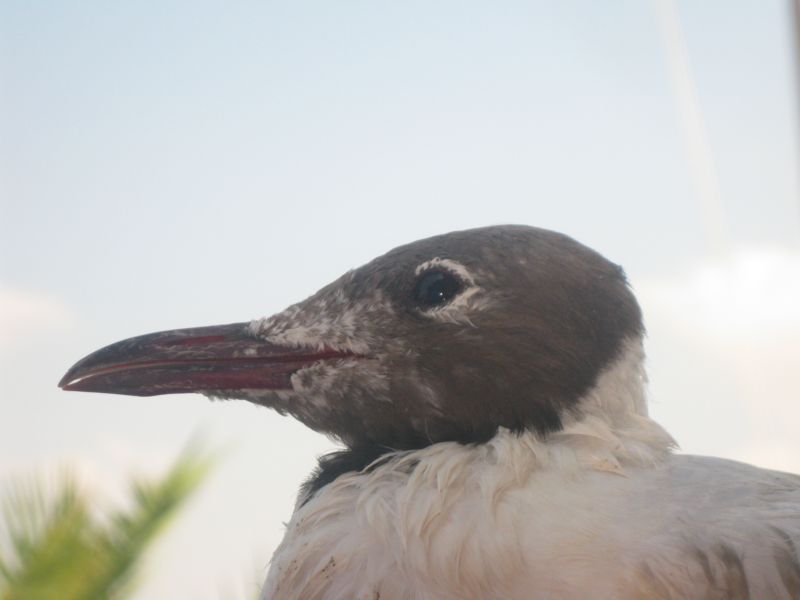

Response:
(59, 322), (355, 397)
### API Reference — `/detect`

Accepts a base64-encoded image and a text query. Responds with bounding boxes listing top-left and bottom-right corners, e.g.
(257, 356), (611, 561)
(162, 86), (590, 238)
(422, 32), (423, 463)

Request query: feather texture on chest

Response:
(263, 341), (680, 600)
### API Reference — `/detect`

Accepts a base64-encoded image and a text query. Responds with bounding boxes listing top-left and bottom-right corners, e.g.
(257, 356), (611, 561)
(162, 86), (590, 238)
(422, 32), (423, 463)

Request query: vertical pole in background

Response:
(791, 0), (800, 216)
(793, 0), (800, 114)
(654, 0), (731, 259)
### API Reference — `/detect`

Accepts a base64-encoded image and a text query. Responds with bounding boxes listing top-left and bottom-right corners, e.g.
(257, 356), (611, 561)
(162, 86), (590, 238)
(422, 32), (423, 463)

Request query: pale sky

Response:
(1, 2), (799, 598)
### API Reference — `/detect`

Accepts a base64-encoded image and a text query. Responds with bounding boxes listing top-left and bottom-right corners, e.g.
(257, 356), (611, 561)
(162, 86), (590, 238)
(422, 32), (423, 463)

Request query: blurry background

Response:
(1, 1), (799, 598)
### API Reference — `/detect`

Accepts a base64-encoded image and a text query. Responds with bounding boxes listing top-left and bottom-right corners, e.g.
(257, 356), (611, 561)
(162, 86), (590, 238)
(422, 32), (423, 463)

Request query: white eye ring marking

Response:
(414, 258), (477, 286)
(413, 258), (487, 323)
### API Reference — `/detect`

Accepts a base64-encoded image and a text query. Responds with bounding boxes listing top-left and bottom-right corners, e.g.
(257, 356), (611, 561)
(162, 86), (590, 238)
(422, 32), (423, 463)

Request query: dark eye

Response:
(413, 270), (462, 308)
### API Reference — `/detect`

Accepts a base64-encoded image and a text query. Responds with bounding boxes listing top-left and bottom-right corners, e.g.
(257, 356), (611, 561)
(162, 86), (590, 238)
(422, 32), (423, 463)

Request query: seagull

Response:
(60, 225), (800, 599)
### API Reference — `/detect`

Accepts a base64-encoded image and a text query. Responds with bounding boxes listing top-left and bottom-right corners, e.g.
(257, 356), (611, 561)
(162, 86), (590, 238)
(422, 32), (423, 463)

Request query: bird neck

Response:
(387, 336), (675, 483)
(301, 337), (674, 506)
(548, 335), (677, 475)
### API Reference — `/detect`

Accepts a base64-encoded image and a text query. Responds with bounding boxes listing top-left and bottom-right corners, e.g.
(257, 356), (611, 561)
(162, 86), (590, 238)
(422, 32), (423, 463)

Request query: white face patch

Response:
(247, 290), (392, 355)
(414, 257), (490, 325)
(290, 359), (389, 406)
(240, 288), (401, 419)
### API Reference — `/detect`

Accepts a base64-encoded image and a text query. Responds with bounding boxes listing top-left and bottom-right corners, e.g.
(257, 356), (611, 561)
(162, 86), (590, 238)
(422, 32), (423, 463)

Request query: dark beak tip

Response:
(59, 354), (94, 391)
(58, 368), (77, 390)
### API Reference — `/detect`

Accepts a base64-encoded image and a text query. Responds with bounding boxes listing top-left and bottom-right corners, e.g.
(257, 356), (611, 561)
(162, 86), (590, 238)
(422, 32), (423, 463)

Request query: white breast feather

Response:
(261, 340), (800, 600)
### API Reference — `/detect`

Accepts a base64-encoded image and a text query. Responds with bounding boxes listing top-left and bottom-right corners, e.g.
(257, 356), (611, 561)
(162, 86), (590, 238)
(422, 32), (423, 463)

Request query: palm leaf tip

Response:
(0, 443), (216, 600)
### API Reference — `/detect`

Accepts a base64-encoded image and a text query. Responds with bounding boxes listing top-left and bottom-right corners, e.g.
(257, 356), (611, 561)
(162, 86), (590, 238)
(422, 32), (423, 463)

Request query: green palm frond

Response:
(0, 443), (214, 600)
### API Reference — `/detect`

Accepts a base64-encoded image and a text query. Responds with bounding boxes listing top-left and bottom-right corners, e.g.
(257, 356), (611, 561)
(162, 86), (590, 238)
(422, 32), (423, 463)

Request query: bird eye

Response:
(413, 270), (463, 308)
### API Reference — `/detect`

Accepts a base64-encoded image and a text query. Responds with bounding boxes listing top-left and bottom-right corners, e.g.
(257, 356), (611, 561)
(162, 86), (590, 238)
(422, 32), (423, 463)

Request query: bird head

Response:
(60, 225), (642, 450)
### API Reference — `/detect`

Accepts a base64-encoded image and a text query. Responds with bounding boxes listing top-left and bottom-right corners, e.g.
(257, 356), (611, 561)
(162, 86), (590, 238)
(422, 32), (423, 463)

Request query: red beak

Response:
(59, 322), (357, 397)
